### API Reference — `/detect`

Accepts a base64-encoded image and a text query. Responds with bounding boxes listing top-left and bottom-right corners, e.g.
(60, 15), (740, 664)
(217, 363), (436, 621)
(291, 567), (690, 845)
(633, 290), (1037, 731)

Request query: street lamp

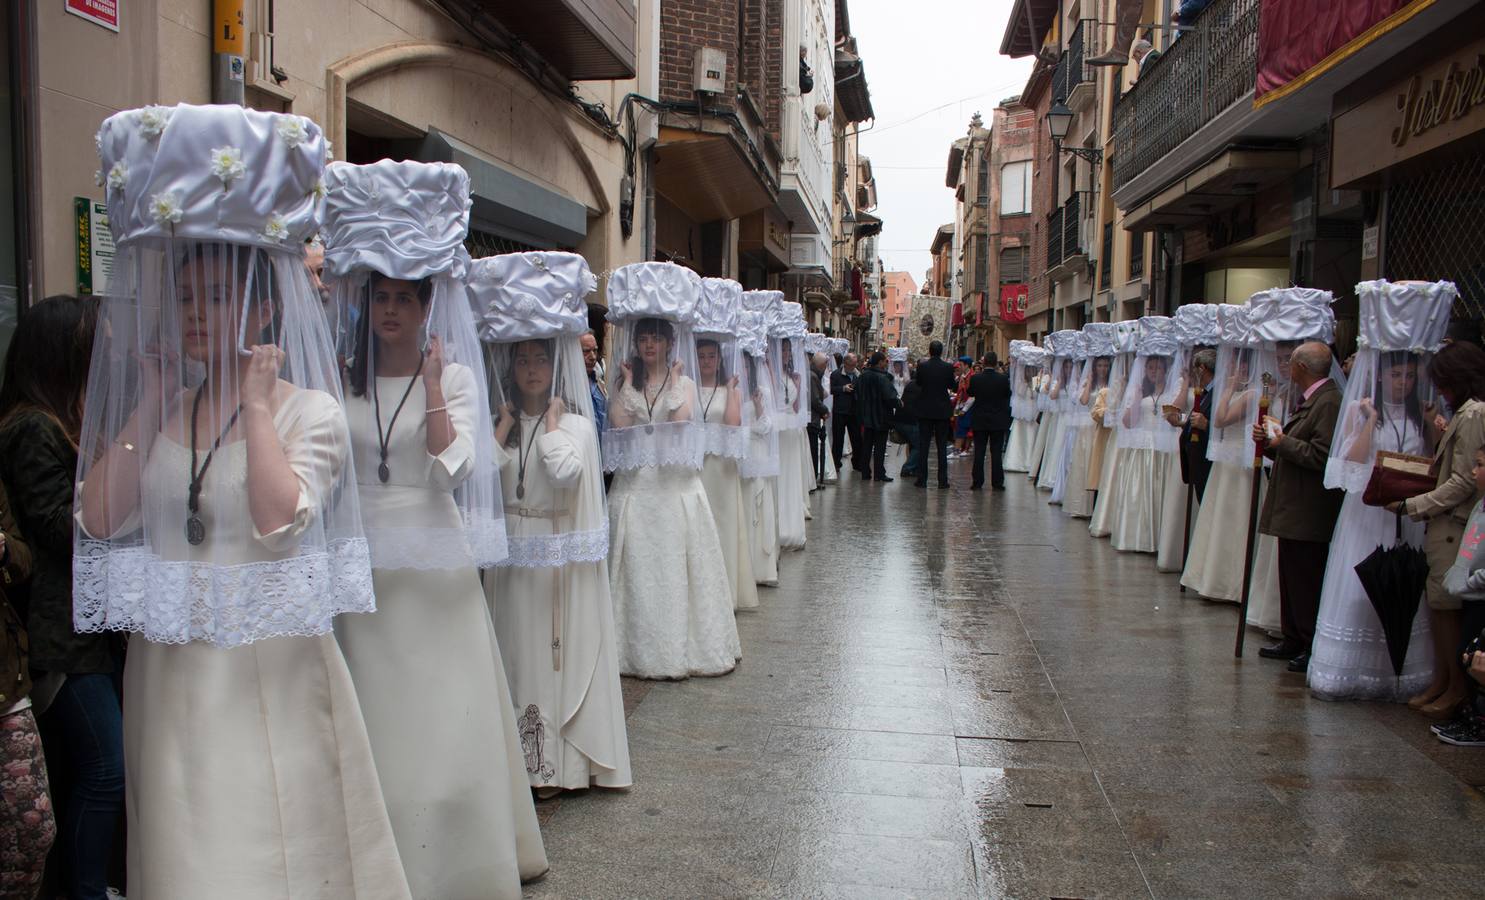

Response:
(1046, 101), (1103, 165)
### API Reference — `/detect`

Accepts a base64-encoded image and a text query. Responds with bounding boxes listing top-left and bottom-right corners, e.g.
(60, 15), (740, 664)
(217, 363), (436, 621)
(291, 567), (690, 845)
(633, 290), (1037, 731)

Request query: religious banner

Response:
(904, 293), (950, 360)
(1000, 284), (1029, 323)
(1255, 0), (1435, 107)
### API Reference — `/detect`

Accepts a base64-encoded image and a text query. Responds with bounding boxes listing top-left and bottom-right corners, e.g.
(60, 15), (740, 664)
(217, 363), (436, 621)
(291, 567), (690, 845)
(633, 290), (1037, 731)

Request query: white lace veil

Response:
(738, 310), (781, 479)
(1325, 280), (1454, 492)
(1116, 316), (1183, 452)
(1074, 324), (1116, 432)
(1044, 330), (1081, 415)
(603, 262), (706, 472)
(1246, 288), (1344, 463)
(770, 302), (809, 430)
(1207, 304), (1260, 466)
(74, 103), (373, 648)
(322, 159), (506, 570)
(470, 251), (606, 567)
(695, 278), (750, 460)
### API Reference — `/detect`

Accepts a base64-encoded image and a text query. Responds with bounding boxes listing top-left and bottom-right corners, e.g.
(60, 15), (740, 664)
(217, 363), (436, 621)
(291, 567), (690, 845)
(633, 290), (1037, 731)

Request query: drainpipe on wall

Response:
(212, 0), (246, 104)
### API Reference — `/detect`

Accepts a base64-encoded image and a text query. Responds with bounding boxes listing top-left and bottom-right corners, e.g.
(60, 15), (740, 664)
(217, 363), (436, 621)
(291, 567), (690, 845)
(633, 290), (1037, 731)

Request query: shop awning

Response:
(419, 129), (587, 248)
(1122, 147), (1301, 232)
(654, 126), (775, 223)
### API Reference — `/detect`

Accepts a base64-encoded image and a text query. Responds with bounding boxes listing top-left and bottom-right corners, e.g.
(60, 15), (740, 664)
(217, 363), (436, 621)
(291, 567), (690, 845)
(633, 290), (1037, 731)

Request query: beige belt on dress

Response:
(506, 504), (569, 670)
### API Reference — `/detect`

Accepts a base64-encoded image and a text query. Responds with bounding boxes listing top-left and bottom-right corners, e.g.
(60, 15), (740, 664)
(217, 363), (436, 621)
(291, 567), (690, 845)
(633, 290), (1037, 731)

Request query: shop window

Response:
(1000, 161), (1031, 216)
(1128, 232), (1145, 281)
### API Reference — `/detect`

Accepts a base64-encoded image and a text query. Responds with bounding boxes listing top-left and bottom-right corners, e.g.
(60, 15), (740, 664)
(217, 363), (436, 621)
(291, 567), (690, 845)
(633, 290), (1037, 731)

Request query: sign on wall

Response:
(75, 197), (114, 295)
(65, 0), (120, 32)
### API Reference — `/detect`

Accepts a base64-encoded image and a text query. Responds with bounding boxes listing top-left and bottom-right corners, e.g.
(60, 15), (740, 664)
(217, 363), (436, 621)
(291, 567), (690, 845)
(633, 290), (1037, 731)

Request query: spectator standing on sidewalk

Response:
(858, 351), (901, 483)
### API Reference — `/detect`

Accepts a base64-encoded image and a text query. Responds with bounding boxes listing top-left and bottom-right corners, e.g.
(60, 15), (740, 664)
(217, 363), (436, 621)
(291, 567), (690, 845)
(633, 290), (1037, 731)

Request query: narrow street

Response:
(529, 457), (1485, 899)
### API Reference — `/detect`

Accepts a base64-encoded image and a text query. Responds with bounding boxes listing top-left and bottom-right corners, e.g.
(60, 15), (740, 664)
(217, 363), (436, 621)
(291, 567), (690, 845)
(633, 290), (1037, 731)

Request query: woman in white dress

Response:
(1003, 341), (1037, 473)
(473, 251), (633, 793)
(696, 278), (758, 609)
(1156, 304), (1218, 573)
(604, 262), (741, 679)
(738, 309), (781, 587)
(1310, 281), (1453, 700)
(1111, 316), (1180, 553)
(772, 305), (810, 550)
(1036, 331), (1078, 494)
(1063, 327), (1112, 518)
(322, 161), (548, 898)
(1090, 321), (1138, 538)
(1050, 332), (1089, 505)
(1027, 356), (1053, 481)
(75, 105), (410, 899)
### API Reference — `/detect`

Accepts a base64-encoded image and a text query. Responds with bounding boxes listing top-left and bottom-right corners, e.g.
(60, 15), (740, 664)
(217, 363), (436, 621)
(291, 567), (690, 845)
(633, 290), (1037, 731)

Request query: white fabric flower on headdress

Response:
(208, 146), (246, 187)
(148, 191), (183, 225)
(263, 215), (289, 242)
(106, 162), (127, 194)
(93, 169), (104, 187)
(310, 179), (326, 201)
(276, 116), (309, 149)
(135, 106), (171, 139)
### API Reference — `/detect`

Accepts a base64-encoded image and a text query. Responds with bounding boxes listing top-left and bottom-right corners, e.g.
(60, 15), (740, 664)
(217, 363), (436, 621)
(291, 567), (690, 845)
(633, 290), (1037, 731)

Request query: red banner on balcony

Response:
(1000, 285), (1029, 323)
(1255, 0), (1434, 107)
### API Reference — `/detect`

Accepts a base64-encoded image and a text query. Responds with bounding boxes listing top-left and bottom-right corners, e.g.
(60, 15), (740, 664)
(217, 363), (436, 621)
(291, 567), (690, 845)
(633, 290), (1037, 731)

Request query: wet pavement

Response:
(525, 453), (1485, 898)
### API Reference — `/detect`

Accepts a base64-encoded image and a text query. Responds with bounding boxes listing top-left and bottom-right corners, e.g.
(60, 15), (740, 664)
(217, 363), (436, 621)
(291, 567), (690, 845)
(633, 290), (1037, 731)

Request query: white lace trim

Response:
(701, 424), (751, 460)
(72, 537), (374, 648)
(365, 518), (509, 571)
(602, 439), (705, 473)
(497, 527), (609, 568)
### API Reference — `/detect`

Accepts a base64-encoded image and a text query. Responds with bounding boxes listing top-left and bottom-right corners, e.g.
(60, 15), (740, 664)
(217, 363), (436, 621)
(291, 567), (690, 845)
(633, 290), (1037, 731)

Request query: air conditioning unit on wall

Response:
(694, 48), (727, 95)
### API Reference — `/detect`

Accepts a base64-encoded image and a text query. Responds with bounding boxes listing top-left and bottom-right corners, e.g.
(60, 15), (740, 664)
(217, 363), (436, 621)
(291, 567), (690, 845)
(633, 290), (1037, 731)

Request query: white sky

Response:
(849, 0), (1033, 284)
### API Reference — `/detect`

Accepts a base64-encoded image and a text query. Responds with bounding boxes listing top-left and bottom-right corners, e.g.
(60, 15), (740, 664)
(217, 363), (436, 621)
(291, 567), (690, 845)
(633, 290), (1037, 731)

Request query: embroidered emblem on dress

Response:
(518, 703), (555, 780)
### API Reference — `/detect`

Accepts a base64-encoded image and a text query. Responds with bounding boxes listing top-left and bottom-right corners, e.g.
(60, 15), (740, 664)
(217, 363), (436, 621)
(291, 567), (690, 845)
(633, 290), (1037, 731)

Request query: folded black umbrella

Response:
(1354, 515), (1430, 678)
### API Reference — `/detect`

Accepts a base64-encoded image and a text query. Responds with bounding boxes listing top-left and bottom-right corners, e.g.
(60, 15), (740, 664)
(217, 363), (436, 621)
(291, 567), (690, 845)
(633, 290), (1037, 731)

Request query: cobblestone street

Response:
(528, 457), (1485, 898)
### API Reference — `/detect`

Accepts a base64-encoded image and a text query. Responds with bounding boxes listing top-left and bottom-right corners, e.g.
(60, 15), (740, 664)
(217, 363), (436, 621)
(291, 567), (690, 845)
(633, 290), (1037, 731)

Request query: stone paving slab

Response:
(526, 462), (1484, 898)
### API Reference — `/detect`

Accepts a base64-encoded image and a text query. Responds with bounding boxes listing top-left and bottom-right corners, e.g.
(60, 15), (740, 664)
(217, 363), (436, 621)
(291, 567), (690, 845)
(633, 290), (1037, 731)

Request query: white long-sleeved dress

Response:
(337, 365), (547, 898)
(487, 411), (633, 789)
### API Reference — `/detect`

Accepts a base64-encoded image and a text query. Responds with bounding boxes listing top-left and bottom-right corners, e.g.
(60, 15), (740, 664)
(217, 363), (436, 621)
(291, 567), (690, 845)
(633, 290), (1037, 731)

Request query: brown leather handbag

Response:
(1362, 450), (1435, 507)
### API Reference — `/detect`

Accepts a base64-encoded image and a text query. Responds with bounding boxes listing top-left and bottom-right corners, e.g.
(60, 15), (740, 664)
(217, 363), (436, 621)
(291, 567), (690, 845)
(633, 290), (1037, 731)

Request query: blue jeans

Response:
(40, 673), (123, 900)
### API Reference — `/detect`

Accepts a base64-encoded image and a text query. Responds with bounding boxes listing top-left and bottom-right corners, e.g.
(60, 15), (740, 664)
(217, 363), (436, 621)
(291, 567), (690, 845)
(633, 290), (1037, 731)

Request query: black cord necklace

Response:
(702, 382), (722, 421)
(187, 383), (243, 546)
(642, 366), (672, 435)
(514, 411), (542, 500)
(373, 352), (425, 483)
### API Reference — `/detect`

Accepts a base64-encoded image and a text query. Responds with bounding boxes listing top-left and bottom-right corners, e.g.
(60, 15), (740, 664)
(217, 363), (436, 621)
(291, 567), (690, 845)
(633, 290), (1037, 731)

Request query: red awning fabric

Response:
(951, 300), (965, 327)
(852, 268), (867, 317)
(1255, 0), (1430, 105)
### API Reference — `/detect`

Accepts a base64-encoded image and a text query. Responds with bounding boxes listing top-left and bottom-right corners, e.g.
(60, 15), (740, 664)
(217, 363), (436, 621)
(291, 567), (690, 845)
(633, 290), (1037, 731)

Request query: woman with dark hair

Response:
(603, 262), (738, 681)
(324, 161), (546, 896)
(1393, 338), (1485, 719)
(0, 295), (117, 900)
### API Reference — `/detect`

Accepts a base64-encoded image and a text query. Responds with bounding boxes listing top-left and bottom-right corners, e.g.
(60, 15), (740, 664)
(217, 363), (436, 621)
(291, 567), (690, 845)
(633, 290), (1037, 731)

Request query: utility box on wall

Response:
(693, 47), (727, 94)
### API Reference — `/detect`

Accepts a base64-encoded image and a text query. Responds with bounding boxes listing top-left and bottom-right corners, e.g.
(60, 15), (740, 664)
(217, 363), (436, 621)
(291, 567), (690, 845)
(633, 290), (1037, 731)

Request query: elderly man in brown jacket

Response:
(1253, 341), (1345, 672)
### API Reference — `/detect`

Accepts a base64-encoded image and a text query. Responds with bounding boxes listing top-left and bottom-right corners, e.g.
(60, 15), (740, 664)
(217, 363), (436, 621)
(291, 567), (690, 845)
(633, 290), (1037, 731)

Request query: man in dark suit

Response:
(1171, 348), (1215, 502)
(830, 353), (865, 477)
(912, 340), (957, 489)
(1253, 342), (1345, 672)
(967, 352), (1012, 490)
(856, 351), (900, 482)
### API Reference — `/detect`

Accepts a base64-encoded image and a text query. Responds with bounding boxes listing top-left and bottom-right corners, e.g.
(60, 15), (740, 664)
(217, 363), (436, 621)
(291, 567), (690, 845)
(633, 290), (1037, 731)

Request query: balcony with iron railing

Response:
(1110, 0), (1260, 194)
(1044, 193), (1085, 278)
(1052, 20), (1099, 112)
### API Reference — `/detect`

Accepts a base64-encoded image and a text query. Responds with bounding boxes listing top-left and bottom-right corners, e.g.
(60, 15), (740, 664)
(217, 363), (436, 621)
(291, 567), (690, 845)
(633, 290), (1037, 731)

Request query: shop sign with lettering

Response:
(1331, 36), (1485, 188)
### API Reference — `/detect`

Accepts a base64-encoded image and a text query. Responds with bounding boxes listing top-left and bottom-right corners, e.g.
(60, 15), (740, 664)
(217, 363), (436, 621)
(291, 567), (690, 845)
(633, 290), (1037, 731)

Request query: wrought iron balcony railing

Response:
(1052, 19), (1096, 104)
(1110, 0), (1260, 193)
(1045, 193), (1084, 272)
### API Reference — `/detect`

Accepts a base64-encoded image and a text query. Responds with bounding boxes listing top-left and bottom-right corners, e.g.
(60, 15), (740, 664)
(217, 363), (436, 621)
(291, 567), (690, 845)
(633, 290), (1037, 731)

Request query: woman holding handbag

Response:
(1309, 281), (1451, 701)
(1391, 332), (1485, 717)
